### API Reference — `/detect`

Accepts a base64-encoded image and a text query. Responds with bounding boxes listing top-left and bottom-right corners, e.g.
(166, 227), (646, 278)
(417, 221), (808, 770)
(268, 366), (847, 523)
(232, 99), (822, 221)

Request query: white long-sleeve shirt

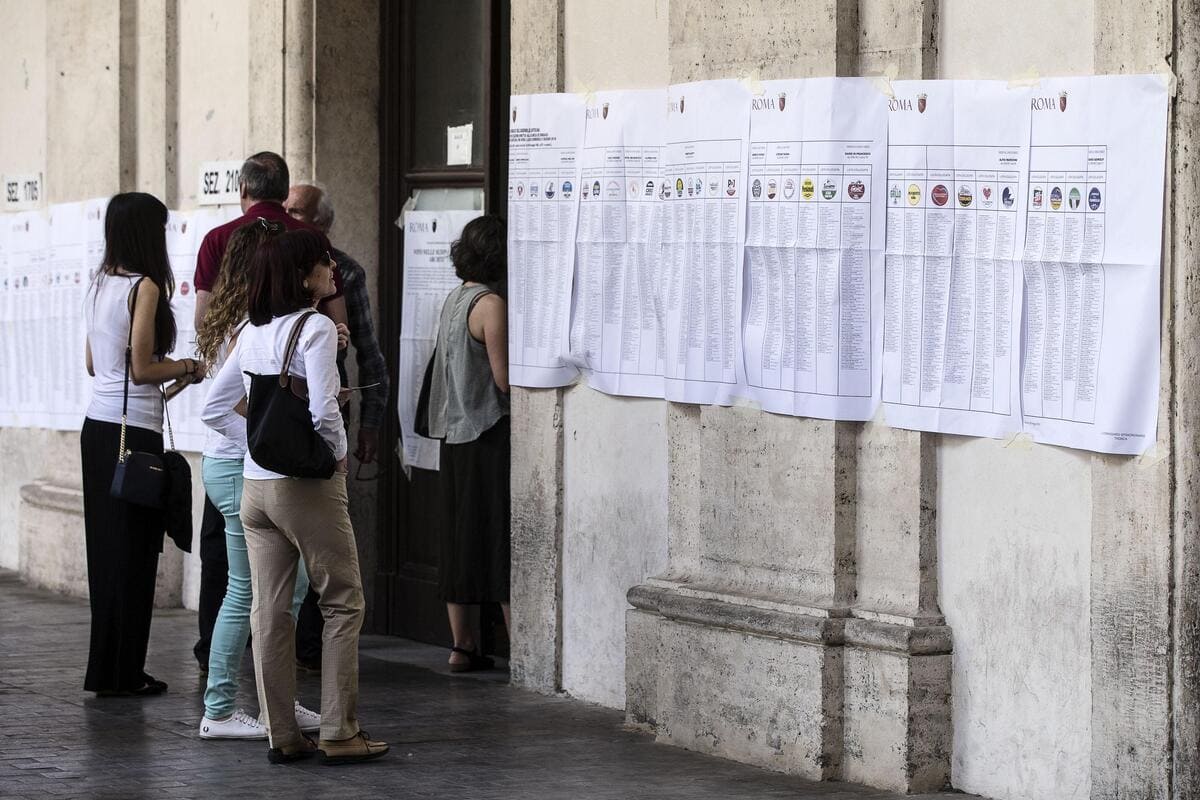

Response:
(201, 310), (346, 480)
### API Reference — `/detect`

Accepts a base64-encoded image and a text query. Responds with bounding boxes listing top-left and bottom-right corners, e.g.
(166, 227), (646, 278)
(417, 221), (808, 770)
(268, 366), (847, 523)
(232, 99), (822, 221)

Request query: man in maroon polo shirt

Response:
(190, 150), (348, 673)
(194, 151), (347, 326)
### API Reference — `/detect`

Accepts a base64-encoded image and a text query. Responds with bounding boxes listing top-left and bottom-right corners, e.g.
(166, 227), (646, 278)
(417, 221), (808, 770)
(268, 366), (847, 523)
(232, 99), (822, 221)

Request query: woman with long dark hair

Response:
(195, 220), (318, 740)
(82, 192), (204, 696)
(428, 215), (511, 672)
(203, 229), (387, 764)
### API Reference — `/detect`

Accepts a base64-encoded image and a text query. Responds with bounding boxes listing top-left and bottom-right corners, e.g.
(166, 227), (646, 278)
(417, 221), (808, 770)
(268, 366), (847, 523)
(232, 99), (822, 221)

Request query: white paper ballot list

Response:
(662, 80), (750, 404)
(398, 210), (483, 471)
(882, 80), (1030, 438)
(743, 78), (886, 420)
(572, 89), (667, 398)
(1020, 75), (1168, 454)
(508, 93), (583, 388)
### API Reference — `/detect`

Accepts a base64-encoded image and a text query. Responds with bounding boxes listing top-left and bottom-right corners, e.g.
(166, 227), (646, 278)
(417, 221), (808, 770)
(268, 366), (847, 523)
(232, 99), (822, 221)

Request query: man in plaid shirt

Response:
(285, 183), (390, 463)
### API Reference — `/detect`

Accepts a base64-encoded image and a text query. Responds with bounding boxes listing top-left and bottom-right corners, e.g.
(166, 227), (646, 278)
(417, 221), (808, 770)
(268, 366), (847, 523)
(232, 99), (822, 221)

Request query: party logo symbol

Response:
(767, 178), (778, 200)
(1032, 187), (1043, 208)
(508, 182), (514, 199)
(606, 180), (621, 199)
(517, 183), (525, 198)
(679, 96), (685, 114)
(1089, 186), (1102, 210)
(821, 179), (837, 200)
(1050, 186), (1063, 210)
(778, 92), (786, 111)
(918, 93), (927, 113)
(562, 180), (573, 199)
(695, 178), (703, 196)
(545, 183), (555, 199)
(602, 102), (610, 120)
(982, 186), (992, 200)
(1002, 186), (1014, 207)
(1068, 187), (1081, 210)
(645, 180), (655, 197)
(752, 178), (762, 199)
(676, 178), (684, 197)
(908, 184), (921, 205)
(530, 181), (539, 198)
(687, 182), (693, 197)
(890, 184), (902, 205)
(709, 179), (719, 195)
(802, 177), (815, 200)
(181, 281), (191, 297)
(931, 184), (949, 206)
(847, 180), (865, 200)
(957, 185), (973, 207)
(630, 180), (639, 197)
(784, 178), (796, 199)
(1059, 91), (1068, 112)
(512, 107), (517, 123)
(593, 180), (601, 197)
(726, 178), (737, 197)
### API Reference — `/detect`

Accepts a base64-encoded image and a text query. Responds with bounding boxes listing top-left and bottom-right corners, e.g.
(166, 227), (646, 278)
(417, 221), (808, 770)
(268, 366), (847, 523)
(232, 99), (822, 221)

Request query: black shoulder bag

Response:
(244, 311), (337, 479)
(109, 280), (194, 552)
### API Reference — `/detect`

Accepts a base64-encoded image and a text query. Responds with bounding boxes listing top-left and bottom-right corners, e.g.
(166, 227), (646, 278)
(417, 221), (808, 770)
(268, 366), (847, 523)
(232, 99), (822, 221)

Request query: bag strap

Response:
(117, 277), (148, 463)
(279, 311), (318, 388)
(466, 288), (494, 317)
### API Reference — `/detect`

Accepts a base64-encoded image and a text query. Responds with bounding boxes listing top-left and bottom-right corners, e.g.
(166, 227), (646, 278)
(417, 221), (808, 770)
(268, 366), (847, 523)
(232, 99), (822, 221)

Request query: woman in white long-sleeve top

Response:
(201, 229), (388, 766)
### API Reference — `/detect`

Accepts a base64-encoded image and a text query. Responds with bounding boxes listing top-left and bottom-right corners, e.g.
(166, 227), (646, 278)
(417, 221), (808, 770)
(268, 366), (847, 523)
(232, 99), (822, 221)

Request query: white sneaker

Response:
(295, 701), (321, 733)
(199, 709), (268, 740)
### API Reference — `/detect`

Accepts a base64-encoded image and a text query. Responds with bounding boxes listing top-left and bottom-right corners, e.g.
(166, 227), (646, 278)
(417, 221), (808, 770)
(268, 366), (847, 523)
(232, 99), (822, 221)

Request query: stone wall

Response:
(0, 0), (382, 616)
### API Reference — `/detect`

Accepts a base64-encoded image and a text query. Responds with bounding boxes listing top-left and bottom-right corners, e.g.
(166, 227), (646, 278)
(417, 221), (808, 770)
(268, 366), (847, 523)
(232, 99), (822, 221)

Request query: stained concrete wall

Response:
(513, 1), (1185, 799)
(0, 0), (49, 570)
(559, 0), (670, 709)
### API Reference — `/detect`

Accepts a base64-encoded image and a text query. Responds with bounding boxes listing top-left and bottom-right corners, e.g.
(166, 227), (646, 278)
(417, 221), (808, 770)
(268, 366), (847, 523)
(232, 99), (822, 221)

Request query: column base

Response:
(626, 581), (952, 792)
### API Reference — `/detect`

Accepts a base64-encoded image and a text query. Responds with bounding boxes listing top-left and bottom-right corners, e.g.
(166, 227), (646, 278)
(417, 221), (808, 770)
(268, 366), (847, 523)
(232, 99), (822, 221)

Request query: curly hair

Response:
(195, 219), (282, 372)
(451, 215), (506, 283)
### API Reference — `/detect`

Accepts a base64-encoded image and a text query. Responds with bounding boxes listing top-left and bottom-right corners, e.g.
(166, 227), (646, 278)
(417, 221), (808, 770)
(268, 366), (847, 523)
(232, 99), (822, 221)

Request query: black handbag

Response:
(244, 311), (337, 479)
(413, 346), (438, 440)
(109, 278), (194, 558)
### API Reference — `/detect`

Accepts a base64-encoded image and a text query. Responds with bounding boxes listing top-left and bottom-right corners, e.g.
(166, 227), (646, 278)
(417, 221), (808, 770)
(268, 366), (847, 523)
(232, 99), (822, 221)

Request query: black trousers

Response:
(295, 588), (324, 663)
(193, 494), (228, 667)
(80, 418), (163, 692)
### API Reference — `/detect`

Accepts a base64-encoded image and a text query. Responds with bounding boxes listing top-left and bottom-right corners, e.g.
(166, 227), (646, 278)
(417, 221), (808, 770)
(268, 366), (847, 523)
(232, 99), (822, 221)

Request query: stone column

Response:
(508, 0), (568, 695)
(838, 2), (950, 793)
(1090, 4), (1174, 799)
(625, 0), (857, 783)
(1173, 4), (1200, 798)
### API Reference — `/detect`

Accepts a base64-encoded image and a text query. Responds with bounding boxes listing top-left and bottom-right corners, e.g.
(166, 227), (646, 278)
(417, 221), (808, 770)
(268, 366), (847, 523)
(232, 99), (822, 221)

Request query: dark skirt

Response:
(438, 416), (511, 603)
(80, 417), (164, 692)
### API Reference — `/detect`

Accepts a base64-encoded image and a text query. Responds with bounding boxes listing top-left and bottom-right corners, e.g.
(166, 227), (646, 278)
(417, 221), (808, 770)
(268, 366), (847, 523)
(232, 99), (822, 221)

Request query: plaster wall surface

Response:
(559, 0), (670, 709)
(934, 5), (1098, 799)
(562, 388), (668, 707)
(938, 437), (1092, 800)
(0, 2), (48, 570)
(174, 0), (250, 209)
(937, 0), (1096, 79)
(0, 1), (47, 185)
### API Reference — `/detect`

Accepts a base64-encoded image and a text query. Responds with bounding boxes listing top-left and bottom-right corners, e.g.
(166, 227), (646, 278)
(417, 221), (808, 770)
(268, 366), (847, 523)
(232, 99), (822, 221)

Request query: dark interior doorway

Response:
(376, 0), (510, 645)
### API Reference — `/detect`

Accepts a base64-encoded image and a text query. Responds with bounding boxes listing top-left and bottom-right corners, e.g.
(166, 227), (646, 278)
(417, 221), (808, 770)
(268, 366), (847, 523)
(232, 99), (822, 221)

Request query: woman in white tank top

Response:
(81, 192), (206, 697)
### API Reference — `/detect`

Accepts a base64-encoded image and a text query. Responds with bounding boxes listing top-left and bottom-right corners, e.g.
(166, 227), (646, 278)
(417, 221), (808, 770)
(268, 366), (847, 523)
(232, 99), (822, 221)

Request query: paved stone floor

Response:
(0, 570), (973, 800)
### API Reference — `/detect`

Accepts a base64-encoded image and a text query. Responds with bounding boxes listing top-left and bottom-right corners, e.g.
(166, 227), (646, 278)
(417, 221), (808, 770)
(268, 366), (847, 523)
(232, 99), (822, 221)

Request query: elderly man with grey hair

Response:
(285, 181), (391, 671)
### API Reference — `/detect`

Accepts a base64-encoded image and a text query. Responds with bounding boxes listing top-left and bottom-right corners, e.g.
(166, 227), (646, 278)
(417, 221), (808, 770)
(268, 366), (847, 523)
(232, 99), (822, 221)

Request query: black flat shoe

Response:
(449, 646), (495, 673)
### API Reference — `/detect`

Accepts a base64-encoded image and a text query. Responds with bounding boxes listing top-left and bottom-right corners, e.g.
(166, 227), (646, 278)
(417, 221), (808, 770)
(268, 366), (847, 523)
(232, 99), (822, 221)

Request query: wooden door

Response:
(376, 0), (510, 644)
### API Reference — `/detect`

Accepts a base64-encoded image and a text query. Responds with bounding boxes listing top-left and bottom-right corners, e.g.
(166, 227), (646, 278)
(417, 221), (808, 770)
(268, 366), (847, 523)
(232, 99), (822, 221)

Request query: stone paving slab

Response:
(0, 570), (976, 799)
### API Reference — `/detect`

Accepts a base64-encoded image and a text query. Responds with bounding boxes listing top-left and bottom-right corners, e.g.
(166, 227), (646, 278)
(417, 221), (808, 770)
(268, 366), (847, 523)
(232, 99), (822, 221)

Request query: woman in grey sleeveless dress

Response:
(428, 215), (511, 672)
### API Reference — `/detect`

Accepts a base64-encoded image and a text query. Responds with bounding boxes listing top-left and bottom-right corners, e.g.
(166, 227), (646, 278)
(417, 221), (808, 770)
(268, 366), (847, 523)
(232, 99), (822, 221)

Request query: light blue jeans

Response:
(202, 456), (309, 719)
